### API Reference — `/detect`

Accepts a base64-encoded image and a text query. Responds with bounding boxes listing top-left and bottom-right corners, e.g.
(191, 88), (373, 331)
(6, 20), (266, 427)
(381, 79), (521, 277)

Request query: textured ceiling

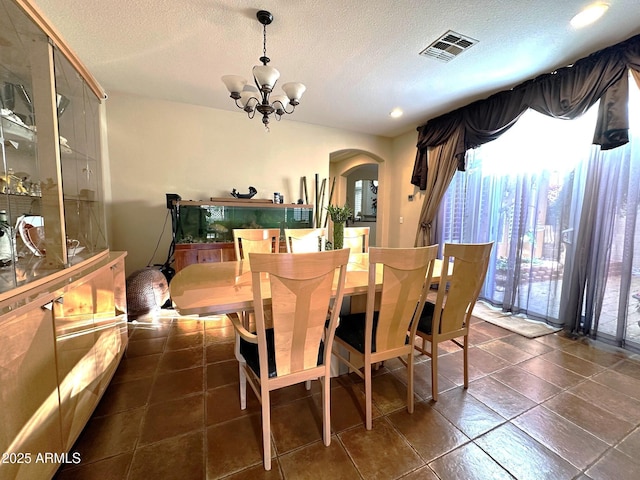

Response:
(32, 0), (640, 138)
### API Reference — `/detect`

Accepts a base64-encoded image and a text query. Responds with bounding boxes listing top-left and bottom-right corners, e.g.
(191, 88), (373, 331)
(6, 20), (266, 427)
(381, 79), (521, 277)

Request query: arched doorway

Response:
(329, 149), (385, 247)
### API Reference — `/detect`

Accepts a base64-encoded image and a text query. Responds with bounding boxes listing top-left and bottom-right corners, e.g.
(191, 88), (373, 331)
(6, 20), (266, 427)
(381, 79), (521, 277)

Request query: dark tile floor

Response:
(54, 312), (640, 480)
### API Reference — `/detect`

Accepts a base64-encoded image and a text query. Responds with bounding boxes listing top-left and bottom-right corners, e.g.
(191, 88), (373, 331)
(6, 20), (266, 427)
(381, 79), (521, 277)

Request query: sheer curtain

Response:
(437, 107), (596, 320)
(437, 74), (640, 351)
(562, 76), (640, 349)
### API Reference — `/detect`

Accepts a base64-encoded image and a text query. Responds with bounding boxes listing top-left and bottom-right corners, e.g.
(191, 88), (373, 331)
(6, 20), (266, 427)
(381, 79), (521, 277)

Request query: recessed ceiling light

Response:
(570, 3), (609, 28)
(389, 108), (403, 118)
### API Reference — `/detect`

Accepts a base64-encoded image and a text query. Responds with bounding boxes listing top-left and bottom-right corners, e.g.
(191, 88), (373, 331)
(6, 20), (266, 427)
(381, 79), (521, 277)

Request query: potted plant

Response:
(326, 203), (353, 250)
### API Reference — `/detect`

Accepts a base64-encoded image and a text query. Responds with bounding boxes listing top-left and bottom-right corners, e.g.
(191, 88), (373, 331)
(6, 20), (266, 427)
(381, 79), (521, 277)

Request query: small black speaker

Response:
(166, 193), (181, 209)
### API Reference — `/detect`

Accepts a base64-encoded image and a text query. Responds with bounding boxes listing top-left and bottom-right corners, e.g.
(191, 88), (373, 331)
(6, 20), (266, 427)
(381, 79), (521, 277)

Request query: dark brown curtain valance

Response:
(411, 33), (640, 190)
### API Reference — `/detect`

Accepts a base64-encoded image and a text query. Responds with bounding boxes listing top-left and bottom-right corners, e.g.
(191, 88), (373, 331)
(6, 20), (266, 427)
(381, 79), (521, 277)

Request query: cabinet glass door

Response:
(0, 0), (51, 292)
(0, 303), (63, 479)
(52, 285), (99, 450)
(54, 48), (108, 264)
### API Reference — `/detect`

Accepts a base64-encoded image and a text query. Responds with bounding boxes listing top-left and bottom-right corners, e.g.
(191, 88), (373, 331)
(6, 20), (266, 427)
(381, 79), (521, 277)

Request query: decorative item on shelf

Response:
(326, 203), (353, 250)
(0, 168), (29, 195)
(79, 189), (95, 200)
(1, 82), (34, 125)
(221, 10), (306, 132)
(15, 214), (44, 257)
(0, 210), (17, 266)
(1, 82), (16, 109)
(66, 238), (84, 257)
(230, 186), (257, 199)
(56, 93), (70, 117)
(59, 135), (72, 154)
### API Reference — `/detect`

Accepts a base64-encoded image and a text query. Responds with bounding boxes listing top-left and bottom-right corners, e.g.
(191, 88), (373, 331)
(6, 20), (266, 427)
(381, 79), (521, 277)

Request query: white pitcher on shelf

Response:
(0, 210), (17, 266)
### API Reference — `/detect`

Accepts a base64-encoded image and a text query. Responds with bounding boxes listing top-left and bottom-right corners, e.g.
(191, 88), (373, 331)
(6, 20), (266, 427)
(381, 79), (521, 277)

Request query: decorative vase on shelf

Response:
(333, 221), (345, 250)
(326, 203), (353, 250)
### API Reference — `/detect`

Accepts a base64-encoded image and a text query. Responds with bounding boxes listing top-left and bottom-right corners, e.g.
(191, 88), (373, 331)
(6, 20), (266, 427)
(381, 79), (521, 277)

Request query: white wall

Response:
(104, 92), (393, 273)
(387, 130), (425, 247)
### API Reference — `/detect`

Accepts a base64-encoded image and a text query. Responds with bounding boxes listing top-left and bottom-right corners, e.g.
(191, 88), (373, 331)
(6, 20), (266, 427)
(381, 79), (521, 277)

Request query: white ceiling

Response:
(33, 0), (640, 138)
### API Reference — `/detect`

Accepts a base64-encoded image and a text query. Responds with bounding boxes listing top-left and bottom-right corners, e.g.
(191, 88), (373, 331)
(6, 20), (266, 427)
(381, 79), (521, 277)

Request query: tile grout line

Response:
(126, 318), (170, 480)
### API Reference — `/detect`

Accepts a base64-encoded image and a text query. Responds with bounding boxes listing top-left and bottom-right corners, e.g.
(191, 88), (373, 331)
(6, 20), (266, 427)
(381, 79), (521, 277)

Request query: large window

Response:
(437, 73), (640, 351)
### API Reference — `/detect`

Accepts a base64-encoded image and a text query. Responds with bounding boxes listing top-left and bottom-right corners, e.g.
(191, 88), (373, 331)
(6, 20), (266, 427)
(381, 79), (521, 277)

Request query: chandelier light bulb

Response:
(253, 65), (280, 91)
(271, 94), (290, 114)
(221, 75), (247, 98)
(239, 86), (259, 110)
(282, 82), (306, 105)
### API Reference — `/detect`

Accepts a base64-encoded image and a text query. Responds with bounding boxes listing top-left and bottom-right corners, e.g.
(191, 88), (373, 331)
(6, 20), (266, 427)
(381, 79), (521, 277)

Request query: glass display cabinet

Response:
(0, 2), (126, 479)
(0, 0), (107, 294)
(174, 200), (314, 271)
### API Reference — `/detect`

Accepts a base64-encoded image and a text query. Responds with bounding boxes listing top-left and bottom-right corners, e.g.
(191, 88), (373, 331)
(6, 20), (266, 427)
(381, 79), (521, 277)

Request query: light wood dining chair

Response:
(232, 228), (281, 327)
(228, 248), (350, 470)
(232, 228), (281, 260)
(343, 226), (370, 253)
(414, 242), (493, 401)
(284, 227), (327, 253)
(331, 245), (439, 429)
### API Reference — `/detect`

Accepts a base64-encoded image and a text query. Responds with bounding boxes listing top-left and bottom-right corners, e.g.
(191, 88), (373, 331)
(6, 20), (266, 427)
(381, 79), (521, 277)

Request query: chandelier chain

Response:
(263, 23), (267, 62)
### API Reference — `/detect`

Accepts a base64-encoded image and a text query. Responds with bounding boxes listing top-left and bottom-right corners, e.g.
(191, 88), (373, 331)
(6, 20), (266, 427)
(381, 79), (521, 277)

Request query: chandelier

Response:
(221, 10), (306, 131)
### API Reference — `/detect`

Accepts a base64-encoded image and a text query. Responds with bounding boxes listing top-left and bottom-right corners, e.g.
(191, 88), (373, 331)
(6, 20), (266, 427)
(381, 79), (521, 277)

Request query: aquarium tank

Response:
(175, 202), (314, 243)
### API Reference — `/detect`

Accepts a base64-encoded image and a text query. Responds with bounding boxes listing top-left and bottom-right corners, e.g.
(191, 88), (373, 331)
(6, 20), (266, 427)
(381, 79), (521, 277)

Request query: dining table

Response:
(170, 252), (446, 316)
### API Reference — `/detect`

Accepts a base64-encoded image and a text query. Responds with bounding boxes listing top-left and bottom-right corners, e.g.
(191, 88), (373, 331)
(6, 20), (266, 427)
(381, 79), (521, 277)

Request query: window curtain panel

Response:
(414, 128), (462, 246)
(559, 140), (640, 339)
(412, 34), (640, 245)
(560, 79), (640, 340)
(633, 68), (640, 91)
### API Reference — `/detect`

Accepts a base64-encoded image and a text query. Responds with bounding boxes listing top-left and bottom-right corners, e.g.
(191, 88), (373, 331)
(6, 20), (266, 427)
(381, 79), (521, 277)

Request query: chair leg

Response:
(407, 353), (414, 413)
(413, 335), (426, 356)
(365, 361), (372, 430)
(239, 362), (247, 410)
(321, 376), (331, 445)
(261, 385), (271, 471)
(305, 379), (312, 390)
(463, 335), (469, 389)
(431, 342), (438, 402)
(234, 334), (247, 410)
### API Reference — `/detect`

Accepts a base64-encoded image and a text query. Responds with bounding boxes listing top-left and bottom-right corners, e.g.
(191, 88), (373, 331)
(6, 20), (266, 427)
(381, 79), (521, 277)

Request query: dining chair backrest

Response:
(368, 246), (437, 351)
(284, 228), (327, 253)
(431, 242), (493, 336)
(233, 228), (280, 260)
(250, 249), (350, 377)
(343, 226), (370, 254)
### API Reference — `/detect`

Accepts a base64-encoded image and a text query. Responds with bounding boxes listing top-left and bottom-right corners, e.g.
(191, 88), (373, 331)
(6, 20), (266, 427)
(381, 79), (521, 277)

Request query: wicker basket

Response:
(126, 267), (170, 319)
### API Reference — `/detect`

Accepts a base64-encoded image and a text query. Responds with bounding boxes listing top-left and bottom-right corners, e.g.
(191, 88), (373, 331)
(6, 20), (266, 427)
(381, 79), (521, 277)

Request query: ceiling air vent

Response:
(419, 30), (478, 62)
